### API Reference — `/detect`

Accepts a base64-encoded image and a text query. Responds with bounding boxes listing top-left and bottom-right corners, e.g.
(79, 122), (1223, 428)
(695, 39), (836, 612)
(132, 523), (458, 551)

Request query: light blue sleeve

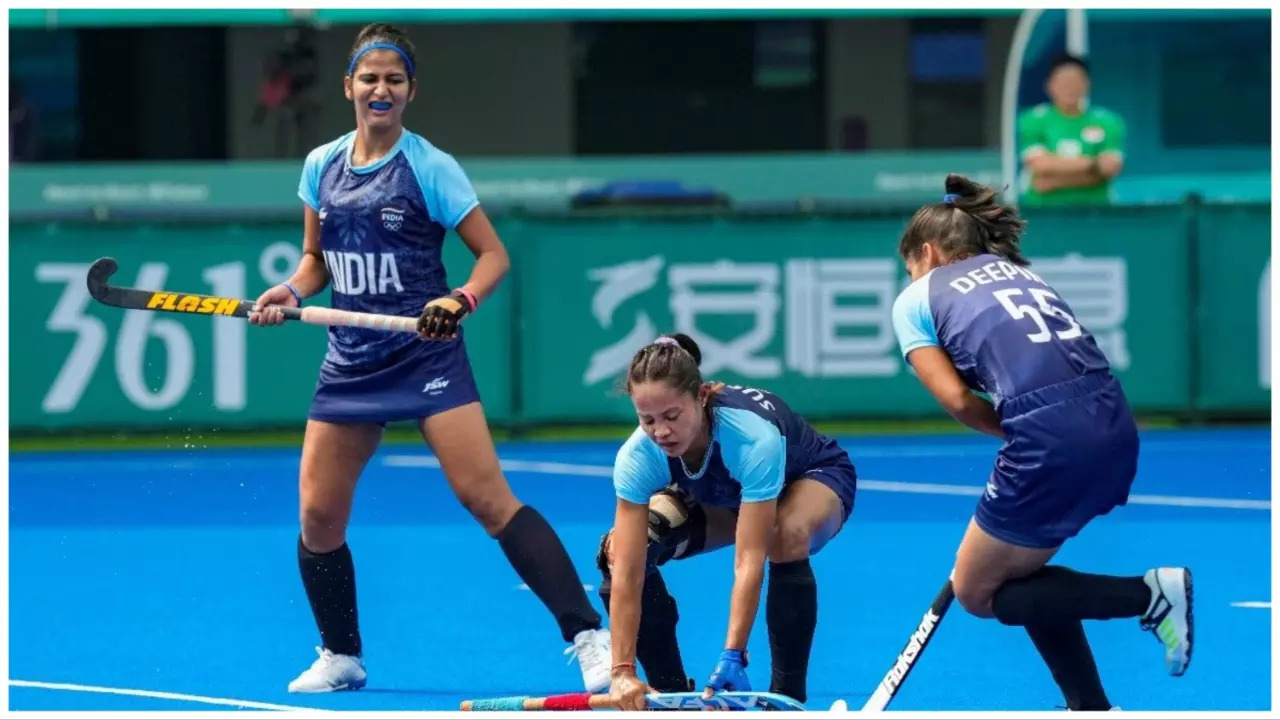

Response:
(613, 428), (671, 505)
(716, 408), (786, 503)
(891, 274), (939, 359)
(296, 134), (351, 211)
(407, 136), (481, 229)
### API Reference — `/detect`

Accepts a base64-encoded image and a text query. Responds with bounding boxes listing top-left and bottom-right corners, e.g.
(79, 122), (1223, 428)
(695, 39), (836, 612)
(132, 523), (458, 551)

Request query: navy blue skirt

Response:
(308, 335), (482, 425)
(976, 372), (1140, 549)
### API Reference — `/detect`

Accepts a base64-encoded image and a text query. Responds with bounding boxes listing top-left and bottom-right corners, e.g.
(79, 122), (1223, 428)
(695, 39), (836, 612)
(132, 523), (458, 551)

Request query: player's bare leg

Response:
(954, 518), (1191, 710)
(289, 419), (383, 693)
(951, 518), (1059, 619)
(421, 402), (611, 691)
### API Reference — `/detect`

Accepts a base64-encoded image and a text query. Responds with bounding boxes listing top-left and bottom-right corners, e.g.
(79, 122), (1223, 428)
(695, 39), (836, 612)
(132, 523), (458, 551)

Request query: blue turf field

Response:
(8, 428), (1272, 711)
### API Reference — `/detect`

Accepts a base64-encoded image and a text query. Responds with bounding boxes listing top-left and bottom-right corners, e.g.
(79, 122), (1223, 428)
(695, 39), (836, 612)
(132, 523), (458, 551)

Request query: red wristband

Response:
(452, 287), (478, 313)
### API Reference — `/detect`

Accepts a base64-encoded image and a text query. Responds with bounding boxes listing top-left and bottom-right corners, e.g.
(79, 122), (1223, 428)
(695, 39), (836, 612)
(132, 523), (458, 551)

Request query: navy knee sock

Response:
(298, 536), (362, 657)
(992, 565), (1151, 626)
(497, 505), (603, 642)
(766, 559), (817, 703)
(992, 566), (1143, 712)
(1025, 620), (1112, 711)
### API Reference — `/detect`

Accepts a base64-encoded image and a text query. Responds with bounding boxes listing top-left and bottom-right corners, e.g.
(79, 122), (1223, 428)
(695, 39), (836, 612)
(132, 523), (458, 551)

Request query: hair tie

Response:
(942, 193), (960, 205)
(348, 42), (416, 77)
(654, 337), (681, 348)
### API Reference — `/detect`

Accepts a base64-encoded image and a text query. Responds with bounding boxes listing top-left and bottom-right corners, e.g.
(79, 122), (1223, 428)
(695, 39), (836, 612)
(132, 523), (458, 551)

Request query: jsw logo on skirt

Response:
(422, 377), (450, 395)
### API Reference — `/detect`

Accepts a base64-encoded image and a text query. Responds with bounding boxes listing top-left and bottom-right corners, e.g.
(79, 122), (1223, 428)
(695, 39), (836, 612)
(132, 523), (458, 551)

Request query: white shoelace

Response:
(308, 647), (341, 671)
(564, 632), (607, 667)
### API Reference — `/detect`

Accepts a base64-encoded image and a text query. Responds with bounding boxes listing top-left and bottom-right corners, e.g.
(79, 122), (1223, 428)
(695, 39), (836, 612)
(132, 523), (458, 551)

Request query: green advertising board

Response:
(8, 202), (1270, 433)
(8, 222), (512, 430)
(7, 153), (1004, 219)
(1193, 203), (1272, 410)
(513, 208), (1195, 422)
(9, 159), (1268, 222)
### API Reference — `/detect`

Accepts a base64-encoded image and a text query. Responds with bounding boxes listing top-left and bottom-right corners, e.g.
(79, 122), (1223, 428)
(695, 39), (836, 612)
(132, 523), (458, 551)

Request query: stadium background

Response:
(10, 6), (1271, 441)
(7, 7), (1272, 713)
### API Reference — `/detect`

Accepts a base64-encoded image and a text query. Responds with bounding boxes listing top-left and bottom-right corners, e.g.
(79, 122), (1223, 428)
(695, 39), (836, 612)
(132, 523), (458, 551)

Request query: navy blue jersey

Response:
(892, 253), (1112, 414)
(613, 383), (851, 509)
(298, 129), (479, 369)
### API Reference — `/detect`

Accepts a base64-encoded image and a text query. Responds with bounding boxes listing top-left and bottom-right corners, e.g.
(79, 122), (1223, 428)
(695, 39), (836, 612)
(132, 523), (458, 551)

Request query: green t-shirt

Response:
(1018, 103), (1126, 206)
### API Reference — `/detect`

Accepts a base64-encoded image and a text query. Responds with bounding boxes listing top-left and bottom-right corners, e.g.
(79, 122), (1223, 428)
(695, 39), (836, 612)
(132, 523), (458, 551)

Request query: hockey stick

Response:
(86, 256), (420, 334)
(460, 690), (806, 711)
(856, 578), (956, 711)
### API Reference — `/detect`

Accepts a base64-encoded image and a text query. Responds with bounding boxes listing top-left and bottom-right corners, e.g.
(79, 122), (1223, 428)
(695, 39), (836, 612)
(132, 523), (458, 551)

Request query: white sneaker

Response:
(564, 628), (612, 693)
(1140, 567), (1194, 677)
(287, 647), (368, 693)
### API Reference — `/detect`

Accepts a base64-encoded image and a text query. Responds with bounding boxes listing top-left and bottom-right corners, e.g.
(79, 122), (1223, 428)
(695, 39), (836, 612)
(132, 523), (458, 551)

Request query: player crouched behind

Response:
(600, 333), (859, 711)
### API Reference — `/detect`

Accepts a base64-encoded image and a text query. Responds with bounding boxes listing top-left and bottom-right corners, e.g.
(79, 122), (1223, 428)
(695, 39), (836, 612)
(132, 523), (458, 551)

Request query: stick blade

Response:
(86, 257), (119, 301)
(645, 691), (806, 711)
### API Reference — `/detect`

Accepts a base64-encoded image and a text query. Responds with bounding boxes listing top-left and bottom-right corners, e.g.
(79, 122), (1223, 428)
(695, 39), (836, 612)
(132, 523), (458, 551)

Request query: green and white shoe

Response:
(1140, 567), (1194, 677)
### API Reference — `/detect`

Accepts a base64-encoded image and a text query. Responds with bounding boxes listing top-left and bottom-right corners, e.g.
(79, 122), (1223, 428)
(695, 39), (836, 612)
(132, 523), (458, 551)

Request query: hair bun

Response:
(663, 333), (703, 367)
(944, 173), (972, 198)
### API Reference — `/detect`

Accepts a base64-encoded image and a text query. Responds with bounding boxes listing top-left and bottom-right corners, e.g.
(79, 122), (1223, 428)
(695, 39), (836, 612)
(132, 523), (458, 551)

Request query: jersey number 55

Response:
(993, 287), (1083, 344)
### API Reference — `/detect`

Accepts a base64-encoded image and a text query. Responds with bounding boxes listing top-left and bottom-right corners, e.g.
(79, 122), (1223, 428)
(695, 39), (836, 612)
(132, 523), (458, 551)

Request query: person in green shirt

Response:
(1018, 54), (1125, 206)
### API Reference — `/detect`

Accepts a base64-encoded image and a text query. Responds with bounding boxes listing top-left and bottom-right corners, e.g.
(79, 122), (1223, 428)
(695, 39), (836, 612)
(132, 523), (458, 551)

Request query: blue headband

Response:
(942, 193), (960, 205)
(348, 42), (415, 77)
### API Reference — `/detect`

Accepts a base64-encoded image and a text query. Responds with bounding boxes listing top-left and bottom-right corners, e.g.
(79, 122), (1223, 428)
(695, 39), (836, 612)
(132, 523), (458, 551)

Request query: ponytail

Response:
(899, 174), (1029, 266)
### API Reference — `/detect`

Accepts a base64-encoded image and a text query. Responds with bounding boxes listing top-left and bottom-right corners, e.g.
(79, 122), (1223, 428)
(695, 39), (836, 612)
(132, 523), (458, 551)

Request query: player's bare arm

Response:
(906, 346), (1003, 439)
(454, 206), (510, 304)
(723, 499), (774, 652)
